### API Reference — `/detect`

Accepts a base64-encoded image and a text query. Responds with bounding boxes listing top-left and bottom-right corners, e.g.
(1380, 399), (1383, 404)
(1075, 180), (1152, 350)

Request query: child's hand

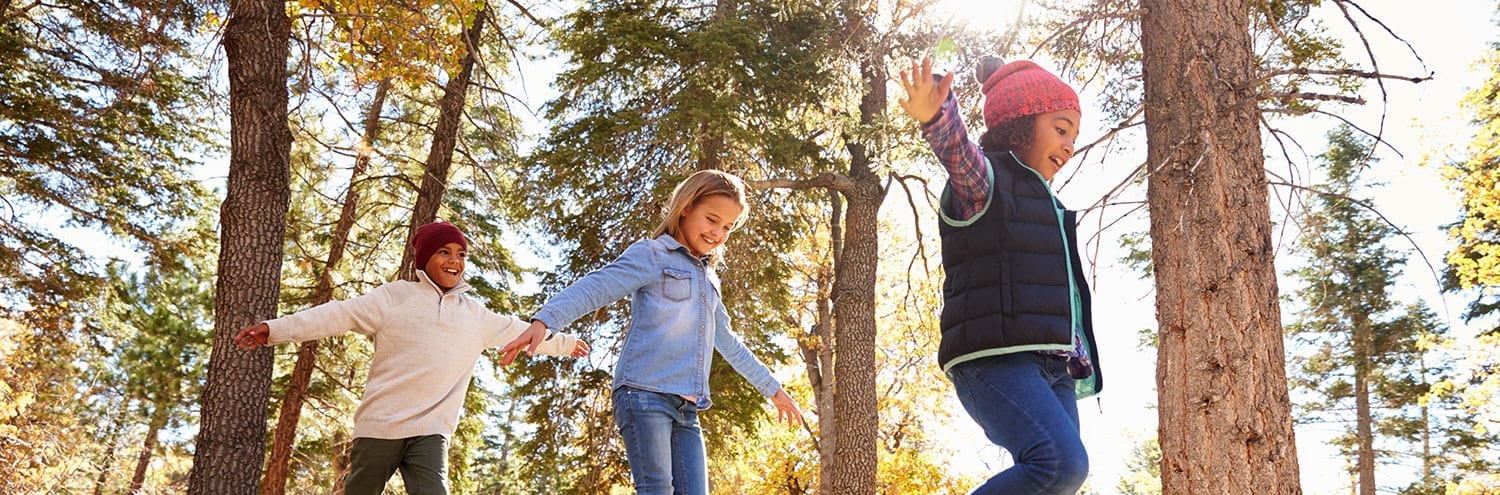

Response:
(898, 55), (954, 125)
(498, 320), (549, 365)
(233, 322), (269, 350)
(770, 388), (803, 426)
(571, 339), (591, 358)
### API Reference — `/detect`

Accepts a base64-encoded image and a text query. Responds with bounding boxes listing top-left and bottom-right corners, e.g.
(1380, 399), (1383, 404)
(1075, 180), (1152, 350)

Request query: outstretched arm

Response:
(498, 241), (657, 365)
(497, 320), (549, 365)
(236, 284), (393, 350)
(899, 56), (990, 221)
(487, 315), (590, 361)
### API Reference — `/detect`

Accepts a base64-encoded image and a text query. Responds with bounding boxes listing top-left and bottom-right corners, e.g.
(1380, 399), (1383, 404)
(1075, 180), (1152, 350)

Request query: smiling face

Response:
(422, 242), (466, 290)
(673, 194), (744, 258)
(1014, 108), (1082, 181)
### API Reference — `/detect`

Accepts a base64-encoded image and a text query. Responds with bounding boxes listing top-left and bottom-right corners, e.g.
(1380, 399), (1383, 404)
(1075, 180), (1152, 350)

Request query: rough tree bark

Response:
(1139, 0), (1302, 493)
(188, 0), (292, 491)
(824, 30), (885, 495)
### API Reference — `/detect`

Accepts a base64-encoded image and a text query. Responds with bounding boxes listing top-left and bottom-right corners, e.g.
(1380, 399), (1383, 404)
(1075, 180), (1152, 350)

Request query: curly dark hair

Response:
(979, 115), (1037, 154)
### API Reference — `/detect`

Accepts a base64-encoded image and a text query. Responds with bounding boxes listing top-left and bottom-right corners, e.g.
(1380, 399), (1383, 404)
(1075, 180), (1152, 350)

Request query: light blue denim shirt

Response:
(533, 234), (781, 410)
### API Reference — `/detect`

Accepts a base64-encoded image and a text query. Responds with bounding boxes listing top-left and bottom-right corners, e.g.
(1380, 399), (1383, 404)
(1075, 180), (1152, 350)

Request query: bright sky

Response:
(930, 1), (1500, 494)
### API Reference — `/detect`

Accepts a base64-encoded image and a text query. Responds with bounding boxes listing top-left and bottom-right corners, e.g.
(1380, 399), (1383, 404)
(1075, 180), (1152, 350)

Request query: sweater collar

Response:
(415, 269), (471, 296)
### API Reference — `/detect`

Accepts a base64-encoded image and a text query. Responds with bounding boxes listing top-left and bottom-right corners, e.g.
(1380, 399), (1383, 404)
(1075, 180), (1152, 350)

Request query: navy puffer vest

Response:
(937, 152), (1101, 391)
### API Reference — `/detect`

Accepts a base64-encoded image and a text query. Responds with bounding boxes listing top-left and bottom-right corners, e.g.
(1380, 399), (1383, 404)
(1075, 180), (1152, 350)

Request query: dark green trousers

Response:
(345, 435), (448, 495)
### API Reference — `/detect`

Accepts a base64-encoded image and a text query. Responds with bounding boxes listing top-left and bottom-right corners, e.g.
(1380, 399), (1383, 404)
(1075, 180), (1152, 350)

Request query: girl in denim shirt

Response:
(500, 170), (803, 495)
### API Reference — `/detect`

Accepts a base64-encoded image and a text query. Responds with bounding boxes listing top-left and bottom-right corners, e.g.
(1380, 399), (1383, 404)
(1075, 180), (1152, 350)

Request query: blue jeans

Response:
(949, 352), (1089, 494)
(612, 386), (708, 495)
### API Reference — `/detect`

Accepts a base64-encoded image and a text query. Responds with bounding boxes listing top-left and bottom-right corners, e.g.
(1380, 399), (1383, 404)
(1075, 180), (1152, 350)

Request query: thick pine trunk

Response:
(188, 0), (291, 491)
(826, 52), (884, 495)
(1139, 0), (1301, 493)
(261, 78), (390, 495)
(397, 9), (486, 278)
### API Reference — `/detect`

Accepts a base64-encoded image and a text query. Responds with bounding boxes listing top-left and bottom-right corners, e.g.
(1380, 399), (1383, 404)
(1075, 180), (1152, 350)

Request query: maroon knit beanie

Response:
(979, 57), (1080, 130)
(412, 221), (468, 269)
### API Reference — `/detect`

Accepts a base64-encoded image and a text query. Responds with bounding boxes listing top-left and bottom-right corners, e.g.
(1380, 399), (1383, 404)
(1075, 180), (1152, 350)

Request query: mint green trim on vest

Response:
(1017, 154), (1099, 399)
(1017, 155), (1083, 339)
(939, 158), (997, 227)
(941, 343), (1074, 374)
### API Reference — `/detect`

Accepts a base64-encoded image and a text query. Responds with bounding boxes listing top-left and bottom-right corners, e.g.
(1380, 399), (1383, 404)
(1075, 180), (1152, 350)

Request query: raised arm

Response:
(899, 56), (990, 221)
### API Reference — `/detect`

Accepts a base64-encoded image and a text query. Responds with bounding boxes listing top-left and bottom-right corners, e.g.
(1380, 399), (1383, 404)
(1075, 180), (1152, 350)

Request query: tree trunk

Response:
(261, 78), (391, 495)
(1353, 314), (1375, 495)
(188, 0), (291, 492)
(1139, 1), (1301, 493)
(129, 402), (172, 494)
(396, 8), (486, 279)
(331, 417), (352, 494)
(1419, 353), (1432, 487)
(825, 45), (885, 495)
(803, 191), (838, 495)
(93, 420), (121, 495)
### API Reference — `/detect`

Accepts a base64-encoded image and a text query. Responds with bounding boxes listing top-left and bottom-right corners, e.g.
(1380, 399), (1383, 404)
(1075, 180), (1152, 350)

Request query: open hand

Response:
(770, 388), (803, 427)
(572, 339), (591, 358)
(498, 320), (549, 365)
(897, 55), (954, 125)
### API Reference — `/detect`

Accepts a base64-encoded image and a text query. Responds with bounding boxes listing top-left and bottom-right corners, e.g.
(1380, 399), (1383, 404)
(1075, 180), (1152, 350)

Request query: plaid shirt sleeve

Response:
(920, 91), (989, 221)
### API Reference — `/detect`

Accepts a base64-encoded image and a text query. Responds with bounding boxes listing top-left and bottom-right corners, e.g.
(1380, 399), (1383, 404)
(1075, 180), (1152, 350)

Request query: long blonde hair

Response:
(651, 170), (750, 258)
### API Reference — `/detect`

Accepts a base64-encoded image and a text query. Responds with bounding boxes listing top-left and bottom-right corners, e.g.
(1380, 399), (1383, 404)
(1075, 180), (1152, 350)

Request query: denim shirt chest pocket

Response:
(662, 267), (693, 301)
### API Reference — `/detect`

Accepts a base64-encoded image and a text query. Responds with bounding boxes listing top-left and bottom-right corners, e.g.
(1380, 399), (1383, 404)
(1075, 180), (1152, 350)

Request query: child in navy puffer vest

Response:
(900, 55), (1104, 495)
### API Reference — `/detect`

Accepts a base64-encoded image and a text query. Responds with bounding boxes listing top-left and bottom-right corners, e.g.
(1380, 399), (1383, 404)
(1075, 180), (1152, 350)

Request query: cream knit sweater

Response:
(266, 271), (578, 440)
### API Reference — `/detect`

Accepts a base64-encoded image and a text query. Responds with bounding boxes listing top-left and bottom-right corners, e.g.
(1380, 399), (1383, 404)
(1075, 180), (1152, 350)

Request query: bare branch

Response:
(747, 172), (858, 193)
(1257, 67), (1432, 86)
(1263, 107), (1405, 159)
(1331, 0), (1408, 168)
(892, 173), (933, 276)
(999, 0), (1030, 57)
(1075, 107), (1145, 159)
(500, 0), (546, 28)
(1334, 0), (1427, 68)
(1258, 112), (1315, 257)
(1261, 92), (1367, 105)
(1029, 9), (1147, 60)
(1078, 160), (1143, 212)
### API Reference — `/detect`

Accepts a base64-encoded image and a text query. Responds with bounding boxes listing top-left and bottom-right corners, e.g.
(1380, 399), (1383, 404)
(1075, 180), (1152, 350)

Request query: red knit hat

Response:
(979, 58), (1080, 129)
(412, 221), (468, 269)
